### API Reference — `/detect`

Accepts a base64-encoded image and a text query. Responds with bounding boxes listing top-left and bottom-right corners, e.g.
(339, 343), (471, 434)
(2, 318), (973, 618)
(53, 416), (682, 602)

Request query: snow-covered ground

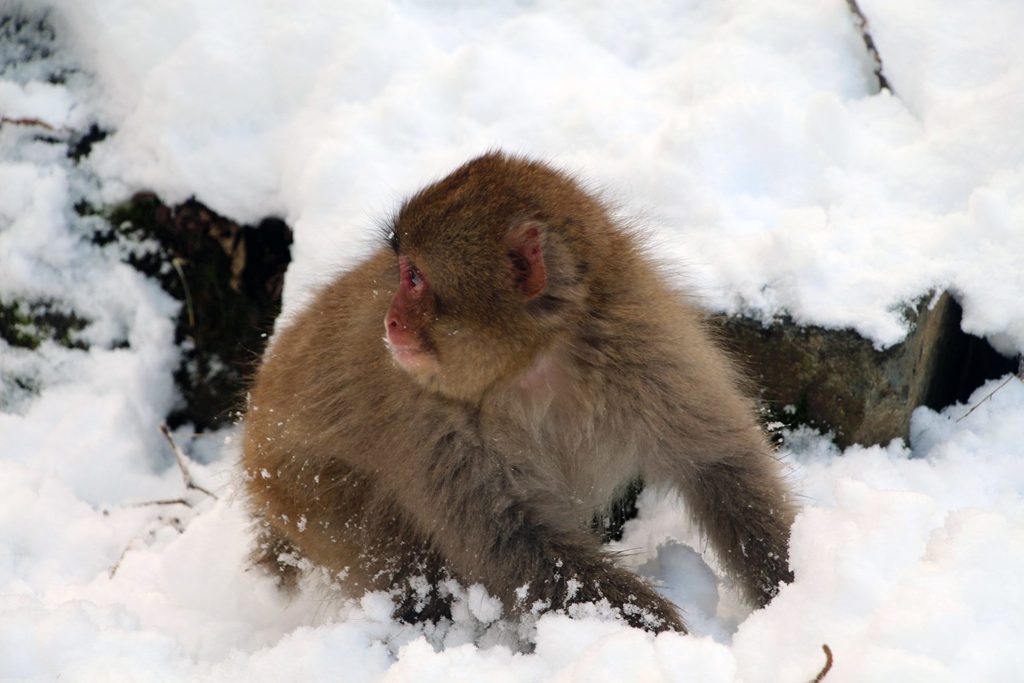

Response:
(2, 1), (1022, 681)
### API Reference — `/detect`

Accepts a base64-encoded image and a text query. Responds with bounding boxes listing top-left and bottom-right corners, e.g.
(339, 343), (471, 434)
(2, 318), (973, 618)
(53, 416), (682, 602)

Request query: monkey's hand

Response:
(543, 557), (688, 633)
(491, 512), (687, 632)
(404, 433), (686, 633)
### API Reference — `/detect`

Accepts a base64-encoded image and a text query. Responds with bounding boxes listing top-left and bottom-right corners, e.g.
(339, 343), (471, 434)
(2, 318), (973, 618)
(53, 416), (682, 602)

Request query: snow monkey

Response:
(242, 152), (795, 632)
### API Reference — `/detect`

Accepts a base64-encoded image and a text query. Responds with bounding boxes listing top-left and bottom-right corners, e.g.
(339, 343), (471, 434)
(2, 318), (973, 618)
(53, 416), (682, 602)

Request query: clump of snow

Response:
(734, 376), (1024, 682)
(465, 583), (504, 625)
(2, 1), (1024, 681)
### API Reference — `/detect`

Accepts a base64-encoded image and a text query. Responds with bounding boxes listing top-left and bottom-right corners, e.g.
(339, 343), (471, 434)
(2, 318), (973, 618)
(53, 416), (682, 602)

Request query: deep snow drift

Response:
(1, 1), (1022, 681)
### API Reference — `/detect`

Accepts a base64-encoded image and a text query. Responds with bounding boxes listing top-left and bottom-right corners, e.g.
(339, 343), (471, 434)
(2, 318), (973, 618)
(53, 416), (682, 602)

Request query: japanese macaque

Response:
(242, 152), (795, 632)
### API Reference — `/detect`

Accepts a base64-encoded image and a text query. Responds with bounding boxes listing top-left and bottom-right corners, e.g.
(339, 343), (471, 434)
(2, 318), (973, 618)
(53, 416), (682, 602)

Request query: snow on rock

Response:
(2, 1), (1023, 681)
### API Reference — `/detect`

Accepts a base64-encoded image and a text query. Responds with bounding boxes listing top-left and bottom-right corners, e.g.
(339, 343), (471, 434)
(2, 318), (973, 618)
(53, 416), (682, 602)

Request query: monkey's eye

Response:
(399, 257), (426, 294)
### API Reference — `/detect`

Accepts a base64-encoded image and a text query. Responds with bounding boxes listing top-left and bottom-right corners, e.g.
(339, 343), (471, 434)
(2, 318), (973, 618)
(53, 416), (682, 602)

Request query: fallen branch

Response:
(108, 512), (187, 578)
(0, 115), (59, 130)
(169, 257), (196, 329)
(957, 358), (1024, 423)
(846, 0), (892, 93)
(127, 497), (193, 508)
(159, 423), (217, 499)
(109, 428), (215, 578)
(811, 644), (834, 683)
(109, 542), (132, 579)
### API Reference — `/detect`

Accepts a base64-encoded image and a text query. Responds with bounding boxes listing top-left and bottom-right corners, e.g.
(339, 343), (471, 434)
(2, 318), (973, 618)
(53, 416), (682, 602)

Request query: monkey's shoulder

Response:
(246, 251), (413, 429)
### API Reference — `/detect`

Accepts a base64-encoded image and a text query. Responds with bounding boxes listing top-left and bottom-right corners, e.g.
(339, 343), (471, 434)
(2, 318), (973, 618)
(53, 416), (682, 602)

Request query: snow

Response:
(1, 1), (1023, 681)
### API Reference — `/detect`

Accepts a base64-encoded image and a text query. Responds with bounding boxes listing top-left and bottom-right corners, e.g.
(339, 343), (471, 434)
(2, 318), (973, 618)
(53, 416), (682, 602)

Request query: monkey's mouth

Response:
(384, 337), (437, 374)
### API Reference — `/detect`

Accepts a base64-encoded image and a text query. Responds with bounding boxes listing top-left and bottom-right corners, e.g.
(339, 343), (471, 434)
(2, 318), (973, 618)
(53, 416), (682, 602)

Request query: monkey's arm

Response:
(642, 377), (796, 607)
(395, 431), (686, 632)
(600, 301), (797, 608)
(675, 444), (795, 606)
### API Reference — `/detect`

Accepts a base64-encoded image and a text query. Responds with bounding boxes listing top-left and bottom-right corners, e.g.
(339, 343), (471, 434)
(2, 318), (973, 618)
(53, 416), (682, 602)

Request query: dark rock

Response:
(104, 194), (292, 429)
(67, 124), (108, 162)
(711, 293), (1018, 447)
(2, 8), (290, 429)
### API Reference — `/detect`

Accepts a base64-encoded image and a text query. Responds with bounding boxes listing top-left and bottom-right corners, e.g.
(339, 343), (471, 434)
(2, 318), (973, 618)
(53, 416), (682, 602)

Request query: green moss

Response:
(0, 299), (88, 350)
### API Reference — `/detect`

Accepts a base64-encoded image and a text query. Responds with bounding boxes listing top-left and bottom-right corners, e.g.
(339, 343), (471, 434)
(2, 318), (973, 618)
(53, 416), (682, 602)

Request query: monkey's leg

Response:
(393, 432), (687, 632)
(252, 514), (452, 621)
(649, 425), (795, 607)
(250, 522), (303, 590)
(248, 464), (453, 622)
(350, 503), (454, 623)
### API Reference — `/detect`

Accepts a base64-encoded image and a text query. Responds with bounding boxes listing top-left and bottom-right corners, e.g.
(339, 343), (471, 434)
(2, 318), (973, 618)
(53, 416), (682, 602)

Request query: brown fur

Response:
(242, 152), (796, 632)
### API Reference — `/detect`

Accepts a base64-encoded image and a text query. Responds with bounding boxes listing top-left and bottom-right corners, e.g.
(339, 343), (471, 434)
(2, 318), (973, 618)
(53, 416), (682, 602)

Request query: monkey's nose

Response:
(384, 314), (413, 348)
(385, 314), (405, 335)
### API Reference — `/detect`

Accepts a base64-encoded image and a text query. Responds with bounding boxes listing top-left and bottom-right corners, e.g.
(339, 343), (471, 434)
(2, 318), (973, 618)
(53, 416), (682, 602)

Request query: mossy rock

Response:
(0, 299), (89, 350)
(100, 193), (293, 429)
(711, 293), (1017, 447)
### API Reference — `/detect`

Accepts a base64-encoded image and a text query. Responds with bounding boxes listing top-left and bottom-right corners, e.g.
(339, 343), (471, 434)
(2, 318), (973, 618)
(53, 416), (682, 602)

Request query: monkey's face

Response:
(380, 152), (604, 402)
(383, 221), (552, 403)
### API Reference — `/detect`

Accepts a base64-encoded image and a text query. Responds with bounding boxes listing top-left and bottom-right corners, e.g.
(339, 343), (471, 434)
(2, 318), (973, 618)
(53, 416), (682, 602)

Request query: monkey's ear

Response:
(505, 222), (547, 300)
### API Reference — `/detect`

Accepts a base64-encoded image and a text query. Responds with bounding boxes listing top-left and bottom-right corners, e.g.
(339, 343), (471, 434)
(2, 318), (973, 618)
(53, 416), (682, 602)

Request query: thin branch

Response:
(110, 428), (213, 579)
(109, 542), (132, 579)
(0, 115), (59, 130)
(126, 497), (193, 508)
(846, 0), (892, 93)
(811, 644), (834, 683)
(956, 360), (1024, 422)
(170, 257), (196, 329)
(108, 510), (188, 578)
(159, 423), (217, 499)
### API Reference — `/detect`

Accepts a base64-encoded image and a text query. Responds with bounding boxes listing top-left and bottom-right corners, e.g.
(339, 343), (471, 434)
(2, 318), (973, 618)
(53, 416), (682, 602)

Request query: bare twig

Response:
(169, 257), (196, 328)
(109, 429), (214, 579)
(108, 511), (188, 578)
(159, 423), (217, 499)
(846, 0), (892, 93)
(957, 359), (1024, 422)
(0, 115), (59, 130)
(126, 497), (193, 508)
(811, 644), (834, 683)
(109, 542), (132, 578)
